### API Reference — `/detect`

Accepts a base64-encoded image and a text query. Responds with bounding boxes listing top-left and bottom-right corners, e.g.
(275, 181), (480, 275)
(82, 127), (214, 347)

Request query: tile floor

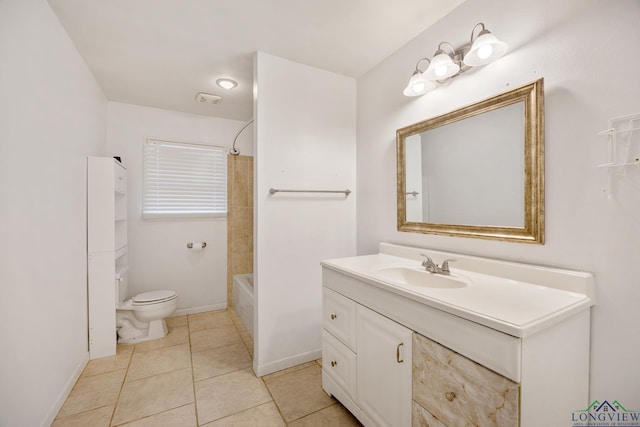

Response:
(53, 309), (362, 426)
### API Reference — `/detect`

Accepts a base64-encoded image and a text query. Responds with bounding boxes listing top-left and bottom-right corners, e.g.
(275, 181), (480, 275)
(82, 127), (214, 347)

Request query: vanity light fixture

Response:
(403, 22), (508, 97)
(216, 78), (238, 90)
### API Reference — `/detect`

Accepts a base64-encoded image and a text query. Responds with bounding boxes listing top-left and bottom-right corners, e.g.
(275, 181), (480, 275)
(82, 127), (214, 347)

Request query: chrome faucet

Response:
(420, 254), (456, 275)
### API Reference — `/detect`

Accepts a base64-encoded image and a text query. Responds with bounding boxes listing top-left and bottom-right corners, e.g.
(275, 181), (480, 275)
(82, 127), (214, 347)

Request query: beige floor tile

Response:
(134, 326), (189, 353)
(228, 308), (242, 322)
(190, 325), (241, 353)
(166, 315), (188, 328)
(51, 405), (114, 427)
(56, 369), (125, 418)
(188, 310), (233, 332)
(56, 310), (349, 427)
(288, 403), (362, 427)
(262, 361), (317, 382)
(126, 343), (191, 382)
(116, 403), (197, 427)
(229, 310), (247, 332)
(195, 368), (272, 425)
(192, 341), (252, 381)
(243, 339), (254, 358)
(235, 320), (251, 336)
(111, 368), (194, 426)
(82, 345), (133, 377)
(264, 364), (334, 422)
(201, 402), (285, 427)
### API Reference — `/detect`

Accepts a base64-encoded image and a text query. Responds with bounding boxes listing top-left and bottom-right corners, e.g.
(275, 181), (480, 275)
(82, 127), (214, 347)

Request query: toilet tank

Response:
(115, 266), (129, 305)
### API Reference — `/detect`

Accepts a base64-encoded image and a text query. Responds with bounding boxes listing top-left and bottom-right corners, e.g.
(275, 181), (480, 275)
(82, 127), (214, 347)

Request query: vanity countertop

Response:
(321, 245), (594, 338)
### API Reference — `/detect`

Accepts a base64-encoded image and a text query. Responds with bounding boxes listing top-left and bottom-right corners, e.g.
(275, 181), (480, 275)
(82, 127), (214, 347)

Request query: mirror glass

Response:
(397, 79), (544, 243)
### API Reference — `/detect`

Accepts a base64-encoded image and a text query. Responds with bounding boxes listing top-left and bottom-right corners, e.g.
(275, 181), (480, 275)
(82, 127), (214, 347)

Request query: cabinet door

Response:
(357, 305), (412, 427)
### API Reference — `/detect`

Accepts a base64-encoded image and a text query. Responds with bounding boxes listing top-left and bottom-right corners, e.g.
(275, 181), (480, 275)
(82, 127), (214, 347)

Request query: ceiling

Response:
(48, 0), (465, 121)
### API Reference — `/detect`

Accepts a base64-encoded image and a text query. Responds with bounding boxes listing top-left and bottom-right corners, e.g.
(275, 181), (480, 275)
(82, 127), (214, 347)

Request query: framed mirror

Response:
(396, 79), (544, 243)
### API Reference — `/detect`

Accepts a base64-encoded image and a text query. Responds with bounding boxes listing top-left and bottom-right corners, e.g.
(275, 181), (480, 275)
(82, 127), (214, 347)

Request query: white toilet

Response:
(115, 269), (178, 344)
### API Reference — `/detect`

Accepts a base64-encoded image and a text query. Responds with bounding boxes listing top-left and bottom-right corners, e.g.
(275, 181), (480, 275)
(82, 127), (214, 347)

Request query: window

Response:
(143, 139), (227, 218)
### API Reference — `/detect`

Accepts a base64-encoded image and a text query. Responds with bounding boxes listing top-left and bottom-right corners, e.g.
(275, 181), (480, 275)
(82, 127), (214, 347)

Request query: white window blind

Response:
(143, 139), (227, 218)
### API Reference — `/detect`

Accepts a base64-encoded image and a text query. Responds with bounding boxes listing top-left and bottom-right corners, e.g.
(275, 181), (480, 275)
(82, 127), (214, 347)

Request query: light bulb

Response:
(424, 51), (460, 80)
(463, 28), (508, 67)
(477, 44), (493, 59)
(435, 65), (447, 77)
(216, 78), (238, 90)
(403, 71), (436, 97)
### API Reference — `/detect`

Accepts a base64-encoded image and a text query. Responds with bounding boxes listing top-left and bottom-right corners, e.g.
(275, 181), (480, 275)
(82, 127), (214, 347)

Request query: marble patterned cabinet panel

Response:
(412, 334), (519, 427)
(412, 402), (448, 427)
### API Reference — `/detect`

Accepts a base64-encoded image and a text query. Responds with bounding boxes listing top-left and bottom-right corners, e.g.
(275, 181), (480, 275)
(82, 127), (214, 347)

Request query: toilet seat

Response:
(133, 290), (177, 306)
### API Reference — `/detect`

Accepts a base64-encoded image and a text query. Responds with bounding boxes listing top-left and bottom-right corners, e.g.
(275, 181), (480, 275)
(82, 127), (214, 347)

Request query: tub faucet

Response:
(420, 254), (456, 275)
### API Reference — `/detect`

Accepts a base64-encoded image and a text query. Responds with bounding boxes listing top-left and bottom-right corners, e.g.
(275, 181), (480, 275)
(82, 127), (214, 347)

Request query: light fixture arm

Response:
(413, 57), (431, 73)
(469, 23), (487, 44)
(436, 41), (457, 57)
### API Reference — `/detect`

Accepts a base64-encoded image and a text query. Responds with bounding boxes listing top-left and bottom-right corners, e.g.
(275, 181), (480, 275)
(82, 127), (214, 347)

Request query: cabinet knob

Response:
(330, 360), (338, 367)
(330, 314), (337, 320)
(445, 391), (456, 402)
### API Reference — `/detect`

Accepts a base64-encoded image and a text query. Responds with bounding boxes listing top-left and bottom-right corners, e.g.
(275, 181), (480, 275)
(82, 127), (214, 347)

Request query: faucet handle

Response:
(420, 253), (433, 267)
(441, 259), (457, 274)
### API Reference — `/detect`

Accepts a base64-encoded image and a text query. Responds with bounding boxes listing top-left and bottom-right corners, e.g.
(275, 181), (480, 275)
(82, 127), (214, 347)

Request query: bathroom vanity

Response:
(321, 243), (594, 427)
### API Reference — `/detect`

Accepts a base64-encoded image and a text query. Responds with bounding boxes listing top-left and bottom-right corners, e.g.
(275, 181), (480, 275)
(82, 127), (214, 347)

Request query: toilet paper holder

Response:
(187, 242), (207, 249)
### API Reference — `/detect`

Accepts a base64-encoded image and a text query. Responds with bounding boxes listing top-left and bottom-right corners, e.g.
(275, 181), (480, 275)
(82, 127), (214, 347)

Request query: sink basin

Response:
(375, 266), (468, 289)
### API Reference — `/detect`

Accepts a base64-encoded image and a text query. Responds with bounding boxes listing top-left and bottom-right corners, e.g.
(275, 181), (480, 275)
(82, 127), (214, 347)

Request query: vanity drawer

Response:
(322, 330), (357, 398)
(323, 287), (357, 351)
(413, 333), (519, 427)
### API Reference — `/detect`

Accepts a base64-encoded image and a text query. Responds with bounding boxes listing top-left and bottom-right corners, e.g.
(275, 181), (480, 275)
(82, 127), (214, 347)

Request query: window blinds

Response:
(143, 139), (227, 218)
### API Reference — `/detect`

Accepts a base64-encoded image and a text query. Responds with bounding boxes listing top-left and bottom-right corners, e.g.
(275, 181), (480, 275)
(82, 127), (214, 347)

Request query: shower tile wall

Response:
(227, 155), (254, 307)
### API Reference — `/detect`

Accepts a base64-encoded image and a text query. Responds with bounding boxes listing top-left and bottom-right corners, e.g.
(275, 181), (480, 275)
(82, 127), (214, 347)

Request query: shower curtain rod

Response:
(229, 119), (254, 156)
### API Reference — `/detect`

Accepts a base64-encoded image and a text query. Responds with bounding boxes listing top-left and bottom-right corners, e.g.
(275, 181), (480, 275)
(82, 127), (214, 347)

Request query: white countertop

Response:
(321, 250), (594, 337)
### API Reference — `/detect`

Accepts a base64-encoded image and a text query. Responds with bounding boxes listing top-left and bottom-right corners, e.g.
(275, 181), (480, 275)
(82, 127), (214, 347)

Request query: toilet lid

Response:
(133, 290), (177, 306)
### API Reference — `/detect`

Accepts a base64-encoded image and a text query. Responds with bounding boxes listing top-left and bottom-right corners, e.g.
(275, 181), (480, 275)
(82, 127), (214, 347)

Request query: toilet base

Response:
(117, 319), (169, 344)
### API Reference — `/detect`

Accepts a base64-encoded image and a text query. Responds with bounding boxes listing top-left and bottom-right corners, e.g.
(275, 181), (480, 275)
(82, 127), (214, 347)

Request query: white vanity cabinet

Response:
(321, 243), (594, 427)
(322, 288), (412, 427)
(356, 304), (412, 427)
(87, 157), (127, 359)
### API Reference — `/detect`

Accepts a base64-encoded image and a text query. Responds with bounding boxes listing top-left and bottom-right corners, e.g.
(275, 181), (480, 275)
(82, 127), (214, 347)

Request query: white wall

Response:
(357, 0), (640, 406)
(254, 52), (357, 375)
(107, 103), (249, 313)
(0, 0), (107, 425)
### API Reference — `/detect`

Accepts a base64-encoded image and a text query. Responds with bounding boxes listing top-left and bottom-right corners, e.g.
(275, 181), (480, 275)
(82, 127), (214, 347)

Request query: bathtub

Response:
(232, 273), (254, 337)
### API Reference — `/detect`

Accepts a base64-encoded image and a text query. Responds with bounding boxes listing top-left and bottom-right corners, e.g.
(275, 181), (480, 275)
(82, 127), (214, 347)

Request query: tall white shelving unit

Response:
(87, 157), (127, 359)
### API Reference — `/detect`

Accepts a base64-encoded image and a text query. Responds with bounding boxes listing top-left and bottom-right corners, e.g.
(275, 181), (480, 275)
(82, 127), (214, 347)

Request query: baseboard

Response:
(253, 348), (322, 377)
(41, 352), (89, 427)
(173, 303), (227, 316)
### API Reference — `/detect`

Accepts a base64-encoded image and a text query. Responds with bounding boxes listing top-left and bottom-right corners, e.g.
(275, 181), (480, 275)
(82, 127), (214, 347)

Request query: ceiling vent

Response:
(196, 92), (222, 104)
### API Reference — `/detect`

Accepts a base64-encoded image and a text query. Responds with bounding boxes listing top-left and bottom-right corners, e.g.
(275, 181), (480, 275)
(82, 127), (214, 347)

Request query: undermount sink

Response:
(375, 266), (469, 289)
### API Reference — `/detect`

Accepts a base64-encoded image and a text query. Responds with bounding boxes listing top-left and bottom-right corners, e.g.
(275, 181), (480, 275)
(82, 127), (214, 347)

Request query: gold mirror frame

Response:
(397, 78), (544, 244)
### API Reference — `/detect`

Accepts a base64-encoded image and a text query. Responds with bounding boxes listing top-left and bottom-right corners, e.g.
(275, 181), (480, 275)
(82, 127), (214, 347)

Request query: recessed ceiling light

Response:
(216, 78), (238, 90)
